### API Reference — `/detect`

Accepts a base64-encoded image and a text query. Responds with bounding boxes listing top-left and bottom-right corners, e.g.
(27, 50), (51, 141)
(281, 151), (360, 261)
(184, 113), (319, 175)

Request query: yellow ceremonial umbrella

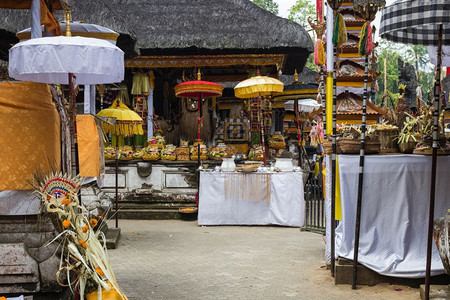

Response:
(97, 99), (144, 137)
(234, 75), (284, 98)
(234, 72), (284, 166)
(97, 99), (143, 228)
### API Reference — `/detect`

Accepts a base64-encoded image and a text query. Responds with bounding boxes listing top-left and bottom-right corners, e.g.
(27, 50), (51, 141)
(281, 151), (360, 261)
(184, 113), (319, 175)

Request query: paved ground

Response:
(107, 220), (419, 300)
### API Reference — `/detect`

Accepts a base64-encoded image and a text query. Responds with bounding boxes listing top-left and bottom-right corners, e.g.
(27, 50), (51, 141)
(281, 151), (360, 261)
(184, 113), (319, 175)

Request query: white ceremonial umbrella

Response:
(17, 22), (120, 45)
(380, 0), (449, 298)
(284, 99), (321, 113)
(9, 36), (123, 85)
(8, 35), (124, 178)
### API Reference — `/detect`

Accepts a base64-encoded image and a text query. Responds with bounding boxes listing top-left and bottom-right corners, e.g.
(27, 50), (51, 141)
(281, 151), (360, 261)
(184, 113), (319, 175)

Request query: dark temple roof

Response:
(0, 0), (313, 72)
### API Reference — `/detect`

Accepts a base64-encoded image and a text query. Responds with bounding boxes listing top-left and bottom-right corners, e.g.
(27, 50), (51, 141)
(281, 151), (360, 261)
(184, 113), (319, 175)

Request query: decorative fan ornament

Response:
(33, 171), (82, 215)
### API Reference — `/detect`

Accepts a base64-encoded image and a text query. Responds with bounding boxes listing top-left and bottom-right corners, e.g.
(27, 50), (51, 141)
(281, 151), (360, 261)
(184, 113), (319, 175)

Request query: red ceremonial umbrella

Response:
(174, 70), (224, 167)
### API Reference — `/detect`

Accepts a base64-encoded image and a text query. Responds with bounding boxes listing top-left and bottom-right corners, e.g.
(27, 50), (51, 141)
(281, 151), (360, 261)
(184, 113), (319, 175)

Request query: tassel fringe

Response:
(314, 39), (326, 65)
(332, 13), (347, 47)
(358, 21), (374, 56)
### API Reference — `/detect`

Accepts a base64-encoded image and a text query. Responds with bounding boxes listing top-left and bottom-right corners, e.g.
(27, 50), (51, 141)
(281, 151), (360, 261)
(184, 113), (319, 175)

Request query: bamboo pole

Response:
(331, 41), (337, 278)
(198, 93), (202, 168)
(324, 3), (337, 276)
(115, 135), (119, 228)
(321, 66), (326, 137)
(424, 23), (443, 300)
(352, 53), (369, 289)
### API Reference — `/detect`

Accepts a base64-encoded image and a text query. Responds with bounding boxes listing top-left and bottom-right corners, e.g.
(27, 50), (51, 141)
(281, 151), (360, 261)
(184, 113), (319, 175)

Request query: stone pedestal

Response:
(0, 216), (62, 295)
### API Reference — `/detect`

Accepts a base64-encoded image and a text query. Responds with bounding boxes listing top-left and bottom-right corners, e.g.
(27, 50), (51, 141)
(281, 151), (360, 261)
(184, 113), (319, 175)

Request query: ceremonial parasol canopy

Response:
(234, 75), (284, 99)
(379, 0), (449, 46)
(174, 78), (224, 99)
(97, 99), (143, 228)
(17, 22), (120, 44)
(0, 0), (69, 9)
(174, 70), (224, 166)
(234, 73), (284, 166)
(97, 99), (144, 137)
(9, 36), (124, 84)
(284, 99), (321, 113)
(380, 1), (449, 298)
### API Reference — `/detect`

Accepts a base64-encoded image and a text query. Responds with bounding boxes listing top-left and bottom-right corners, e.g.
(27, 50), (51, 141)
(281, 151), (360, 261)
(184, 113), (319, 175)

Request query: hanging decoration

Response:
(97, 100), (144, 137)
(358, 21), (374, 56)
(332, 13), (347, 47)
(29, 171), (127, 300)
(235, 71), (284, 166)
(174, 70), (224, 167)
(314, 39), (326, 66)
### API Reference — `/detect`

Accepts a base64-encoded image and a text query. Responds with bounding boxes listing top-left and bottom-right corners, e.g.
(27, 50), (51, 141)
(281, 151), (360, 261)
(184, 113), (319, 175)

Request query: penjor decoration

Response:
(30, 171), (127, 300)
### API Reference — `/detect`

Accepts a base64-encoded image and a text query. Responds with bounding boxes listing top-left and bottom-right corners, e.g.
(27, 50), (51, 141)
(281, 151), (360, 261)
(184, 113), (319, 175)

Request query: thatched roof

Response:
(0, 0), (313, 72)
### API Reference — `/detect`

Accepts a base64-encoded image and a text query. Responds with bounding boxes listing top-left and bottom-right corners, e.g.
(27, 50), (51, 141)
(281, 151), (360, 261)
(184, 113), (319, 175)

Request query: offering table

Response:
(198, 171), (305, 227)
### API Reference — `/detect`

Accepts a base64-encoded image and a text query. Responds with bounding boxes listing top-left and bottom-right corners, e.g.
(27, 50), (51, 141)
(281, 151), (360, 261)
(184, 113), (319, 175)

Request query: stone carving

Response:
(398, 59), (418, 108)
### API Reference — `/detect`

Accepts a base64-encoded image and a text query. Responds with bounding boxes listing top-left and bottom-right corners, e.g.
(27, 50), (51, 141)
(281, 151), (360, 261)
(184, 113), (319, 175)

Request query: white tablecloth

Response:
(198, 172), (305, 227)
(326, 155), (450, 278)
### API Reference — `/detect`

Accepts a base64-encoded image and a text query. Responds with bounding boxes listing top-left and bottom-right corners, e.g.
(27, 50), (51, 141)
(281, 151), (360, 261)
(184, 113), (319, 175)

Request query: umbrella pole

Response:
(352, 53), (369, 290)
(424, 24), (443, 300)
(68, 73), (82, 205)
(198, 93), (202, 168)
(295, 98), (301, 167)
(115, 135), (119, 228)
(260, 96), (266, 166)
(321, 66), (326, 138)
(330, 44), (337, 277)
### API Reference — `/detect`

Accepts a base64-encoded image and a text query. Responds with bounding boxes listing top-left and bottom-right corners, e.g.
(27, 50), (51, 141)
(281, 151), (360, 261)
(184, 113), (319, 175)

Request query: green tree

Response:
(305, 53), (317, 71)
(252, 0), (279, 15)
(375, 40), (401, 105)
(288, 0), (315, 29)
(375, 40), (434, 105)
(404, 45), (433, 93)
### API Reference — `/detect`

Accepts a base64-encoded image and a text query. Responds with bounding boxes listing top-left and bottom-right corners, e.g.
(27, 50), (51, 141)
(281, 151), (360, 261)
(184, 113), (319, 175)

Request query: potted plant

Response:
(396, 113), (419, 153)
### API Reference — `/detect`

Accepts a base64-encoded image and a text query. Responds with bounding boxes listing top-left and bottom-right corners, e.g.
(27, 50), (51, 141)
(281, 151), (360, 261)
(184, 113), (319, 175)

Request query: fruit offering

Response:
(248, 145), (264, 161)
(161, 144), (177, 160)
(133, 150), (144, 159)
(142, 144), (160, 160)
(268, 132), (286, 149)
(119, 147), (134, 160)
(190, 140), (208, 161)
(148, 130), (165, 149)
(104, 146), (116, 160)
(208, 143), (228, 160)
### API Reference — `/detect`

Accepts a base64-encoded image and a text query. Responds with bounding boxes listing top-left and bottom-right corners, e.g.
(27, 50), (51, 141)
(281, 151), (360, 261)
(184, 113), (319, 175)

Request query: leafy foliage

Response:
(375, 39), (434, 105)
(288, 0), (315, 29)
(252, 0), (279, 15)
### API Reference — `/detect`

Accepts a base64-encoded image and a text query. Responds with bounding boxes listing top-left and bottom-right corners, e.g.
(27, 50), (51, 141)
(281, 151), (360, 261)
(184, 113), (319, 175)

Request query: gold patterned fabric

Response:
(77, 115), (101, 178)
(0, 81), (60, 191)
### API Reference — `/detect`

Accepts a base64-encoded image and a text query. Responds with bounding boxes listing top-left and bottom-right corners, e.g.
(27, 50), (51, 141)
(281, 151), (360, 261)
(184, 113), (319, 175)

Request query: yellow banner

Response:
(77, 115), (101, 178)
(326, 74), (333, 135)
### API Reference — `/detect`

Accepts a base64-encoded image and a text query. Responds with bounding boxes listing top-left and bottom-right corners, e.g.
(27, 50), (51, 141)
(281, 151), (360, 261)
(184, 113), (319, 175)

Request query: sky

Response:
(273, 0), (398, 40)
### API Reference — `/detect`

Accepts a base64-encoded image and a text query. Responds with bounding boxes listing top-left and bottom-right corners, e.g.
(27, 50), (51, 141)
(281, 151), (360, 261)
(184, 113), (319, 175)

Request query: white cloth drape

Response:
(428, 45), (450, 66)
(9, 36), (124, 85)
(198, 172), (305, 227)
(325, 154), (450, 278)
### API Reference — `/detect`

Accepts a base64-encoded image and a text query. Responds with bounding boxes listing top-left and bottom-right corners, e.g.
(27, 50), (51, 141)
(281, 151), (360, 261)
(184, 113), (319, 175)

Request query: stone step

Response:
(123, 200), (195, 207)
(114, 208), (184, 220)
(122, 192), (197, 204)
